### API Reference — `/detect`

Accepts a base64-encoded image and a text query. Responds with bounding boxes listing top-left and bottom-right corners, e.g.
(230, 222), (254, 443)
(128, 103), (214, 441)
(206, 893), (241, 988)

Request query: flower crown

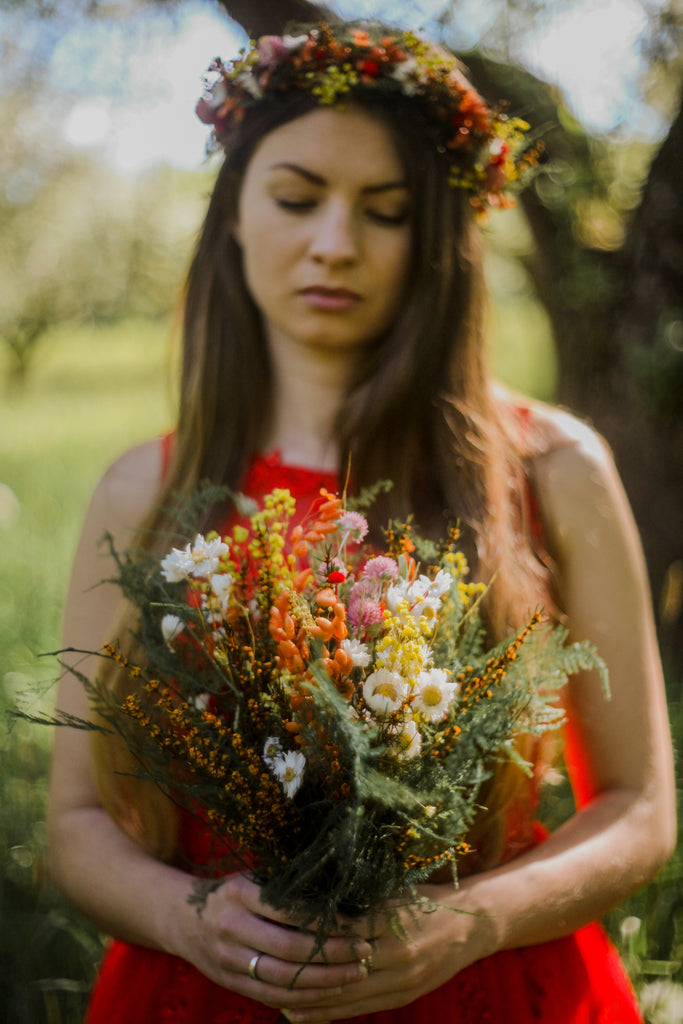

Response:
(196, 22), (539, 211)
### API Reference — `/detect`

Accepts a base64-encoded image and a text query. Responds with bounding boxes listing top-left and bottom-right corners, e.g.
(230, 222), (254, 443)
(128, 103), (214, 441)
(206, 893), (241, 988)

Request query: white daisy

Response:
(390, 717), (422, 760)
(386, 571), (451, 629)
(413, 668), (459, 723)
(390, 56), (420, 94)
(272, 749), (306, 798)
(342, 637), (371, 668)
(430, 569), (453, 599)
(202, 571), (233, 624)
(236, 69), (264, 98)
(283, 33), (310, 50)
(363, 668), (409, 717)
(160, 534), (229, 582)
(160, 614), (185, 645)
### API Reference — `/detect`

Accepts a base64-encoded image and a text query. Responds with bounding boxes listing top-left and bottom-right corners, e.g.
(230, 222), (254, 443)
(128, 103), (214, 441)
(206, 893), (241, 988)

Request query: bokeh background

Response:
(1, 1), (681, 1021)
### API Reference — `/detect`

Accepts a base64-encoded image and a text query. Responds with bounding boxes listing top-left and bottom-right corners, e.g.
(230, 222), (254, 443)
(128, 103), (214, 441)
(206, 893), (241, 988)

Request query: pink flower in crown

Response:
(257, 33), (308, 68)
(257, 35), (289, 65)
(196, 72), (230, 126)
(195, 97), (215, 125)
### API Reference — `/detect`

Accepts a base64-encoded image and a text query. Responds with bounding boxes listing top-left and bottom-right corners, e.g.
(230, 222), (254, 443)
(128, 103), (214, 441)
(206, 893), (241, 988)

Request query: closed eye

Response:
(275, 197), (317, 213)
(366, 209), (409, 226)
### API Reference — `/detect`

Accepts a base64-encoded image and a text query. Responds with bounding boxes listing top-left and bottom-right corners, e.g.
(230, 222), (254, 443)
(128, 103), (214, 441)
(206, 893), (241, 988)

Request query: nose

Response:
(309, 199), (360, 266)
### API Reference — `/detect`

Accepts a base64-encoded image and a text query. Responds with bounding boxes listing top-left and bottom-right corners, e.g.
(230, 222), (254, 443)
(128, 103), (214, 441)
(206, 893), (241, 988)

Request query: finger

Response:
(280, 1013), (330, 1024)
(240, 877), (377, 946)
(246, 951), (368, 990)
(327, 910), (391, 942)
(280, 1012), (330, 1024)
(240, 914), (373, 967)
(230, 876), (376, 962)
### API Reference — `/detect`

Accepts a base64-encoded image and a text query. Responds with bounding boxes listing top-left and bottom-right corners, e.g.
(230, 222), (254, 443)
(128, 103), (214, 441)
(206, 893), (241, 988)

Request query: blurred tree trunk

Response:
(469, 57), (683, 681)
(218, 0), (683, 678)
(219, 0), (337, 35)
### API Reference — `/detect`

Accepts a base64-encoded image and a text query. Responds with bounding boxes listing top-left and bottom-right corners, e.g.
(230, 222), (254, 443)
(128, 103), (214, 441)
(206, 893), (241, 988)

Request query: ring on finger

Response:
(360, 953), (374, 973)
(248, 952), (264, 981)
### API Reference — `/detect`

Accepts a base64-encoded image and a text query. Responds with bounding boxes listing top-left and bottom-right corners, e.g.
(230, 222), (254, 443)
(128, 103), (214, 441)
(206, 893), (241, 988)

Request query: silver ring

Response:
(248, 952), (263, 981)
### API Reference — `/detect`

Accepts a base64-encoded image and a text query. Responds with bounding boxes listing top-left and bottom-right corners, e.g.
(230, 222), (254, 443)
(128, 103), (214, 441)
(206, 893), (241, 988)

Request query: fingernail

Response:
(355, 963), (368, 980)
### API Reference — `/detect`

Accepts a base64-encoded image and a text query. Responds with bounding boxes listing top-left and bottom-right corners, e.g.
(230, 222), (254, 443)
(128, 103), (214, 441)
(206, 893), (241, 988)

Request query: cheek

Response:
(241, 250), (278, 315)
(238, 220), (283, 301)
(238, 209), (297, 283)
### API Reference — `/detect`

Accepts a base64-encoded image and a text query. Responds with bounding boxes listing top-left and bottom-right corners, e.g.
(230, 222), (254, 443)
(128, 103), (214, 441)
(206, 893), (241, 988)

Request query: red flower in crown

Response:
(357, 59), (381, 77)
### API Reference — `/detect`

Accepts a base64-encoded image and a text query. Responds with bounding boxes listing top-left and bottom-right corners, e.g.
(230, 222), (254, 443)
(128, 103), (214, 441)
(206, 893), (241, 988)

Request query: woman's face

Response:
(234, 105), (411, 358)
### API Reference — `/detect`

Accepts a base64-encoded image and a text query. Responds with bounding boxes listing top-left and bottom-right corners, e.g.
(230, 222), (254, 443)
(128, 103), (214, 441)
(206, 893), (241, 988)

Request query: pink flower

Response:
(257, 35), (289, 67)
(338, 510), (369, 543)
(361, 556), (399, 585)
(195, 97), (216, 125)
(348, 583), (384, 630)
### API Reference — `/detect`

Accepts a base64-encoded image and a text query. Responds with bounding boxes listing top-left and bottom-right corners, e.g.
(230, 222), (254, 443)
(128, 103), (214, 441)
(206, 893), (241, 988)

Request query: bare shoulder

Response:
(62, 437), (165, 657)
(526, 402), (614, 499)
(495, 385), (607, 468)
(494, 387), (635, 564)
(87, 437), (165, 546)
(514, 398), (645, 596)
(65, 438), (165, 617)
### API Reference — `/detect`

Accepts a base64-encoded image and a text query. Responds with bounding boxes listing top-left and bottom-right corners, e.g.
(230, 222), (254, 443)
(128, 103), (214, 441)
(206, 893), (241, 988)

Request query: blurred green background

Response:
(1, 1), (681, 1022)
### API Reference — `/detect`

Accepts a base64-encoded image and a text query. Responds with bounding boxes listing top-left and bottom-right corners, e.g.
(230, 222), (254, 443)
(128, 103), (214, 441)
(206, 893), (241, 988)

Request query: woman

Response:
(48, 22), (675, 1024)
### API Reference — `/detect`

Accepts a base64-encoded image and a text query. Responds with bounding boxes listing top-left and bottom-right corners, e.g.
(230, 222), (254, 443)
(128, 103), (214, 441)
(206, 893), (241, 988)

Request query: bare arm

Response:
(287, 410), (676, 1022)
(48, 441), (369, 1011)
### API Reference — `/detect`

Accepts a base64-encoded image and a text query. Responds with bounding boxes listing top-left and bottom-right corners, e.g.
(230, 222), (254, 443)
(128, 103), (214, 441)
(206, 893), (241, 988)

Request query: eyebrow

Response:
(269, 162), (408, 194)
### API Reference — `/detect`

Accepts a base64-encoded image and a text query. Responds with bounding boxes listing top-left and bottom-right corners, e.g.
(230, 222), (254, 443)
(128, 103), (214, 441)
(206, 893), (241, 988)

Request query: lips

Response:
(299, 285), (362, 312)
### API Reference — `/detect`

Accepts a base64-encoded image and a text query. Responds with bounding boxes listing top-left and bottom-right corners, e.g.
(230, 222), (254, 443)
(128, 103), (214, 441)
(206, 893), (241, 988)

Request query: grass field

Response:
(1, 318), (174, 688)
(0, 317), (173, 1023)
(0, 313), (680, 1022)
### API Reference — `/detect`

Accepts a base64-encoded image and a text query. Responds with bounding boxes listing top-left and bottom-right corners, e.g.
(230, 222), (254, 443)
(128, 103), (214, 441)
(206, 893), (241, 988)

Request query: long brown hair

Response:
(93, 81), (553, 865)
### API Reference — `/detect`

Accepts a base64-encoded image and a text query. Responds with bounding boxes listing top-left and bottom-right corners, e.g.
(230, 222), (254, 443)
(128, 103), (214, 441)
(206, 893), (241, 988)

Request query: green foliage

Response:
(0, 705), (102, 1024)
(1, 317), (170, 1022)
(604, 696), (683, 1019)
(539, 693), (683, 1018)
(0, 82), (215, 382)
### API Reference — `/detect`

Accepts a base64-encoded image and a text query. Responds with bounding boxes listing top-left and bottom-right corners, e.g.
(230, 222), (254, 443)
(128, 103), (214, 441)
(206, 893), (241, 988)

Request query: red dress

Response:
(86, 451), (643, 1024)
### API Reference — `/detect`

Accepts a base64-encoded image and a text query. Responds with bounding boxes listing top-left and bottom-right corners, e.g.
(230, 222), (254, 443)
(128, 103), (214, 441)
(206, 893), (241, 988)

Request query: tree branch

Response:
(215, 0), (335, 37)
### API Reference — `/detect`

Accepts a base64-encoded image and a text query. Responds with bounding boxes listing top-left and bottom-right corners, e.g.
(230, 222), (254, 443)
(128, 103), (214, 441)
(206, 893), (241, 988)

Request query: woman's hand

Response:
(269, 881), (489, 1023)
(172, 872), (373, 1012)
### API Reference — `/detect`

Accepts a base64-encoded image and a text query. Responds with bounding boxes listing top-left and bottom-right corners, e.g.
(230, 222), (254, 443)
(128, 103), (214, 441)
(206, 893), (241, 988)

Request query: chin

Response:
(302, 331), (372, 354)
